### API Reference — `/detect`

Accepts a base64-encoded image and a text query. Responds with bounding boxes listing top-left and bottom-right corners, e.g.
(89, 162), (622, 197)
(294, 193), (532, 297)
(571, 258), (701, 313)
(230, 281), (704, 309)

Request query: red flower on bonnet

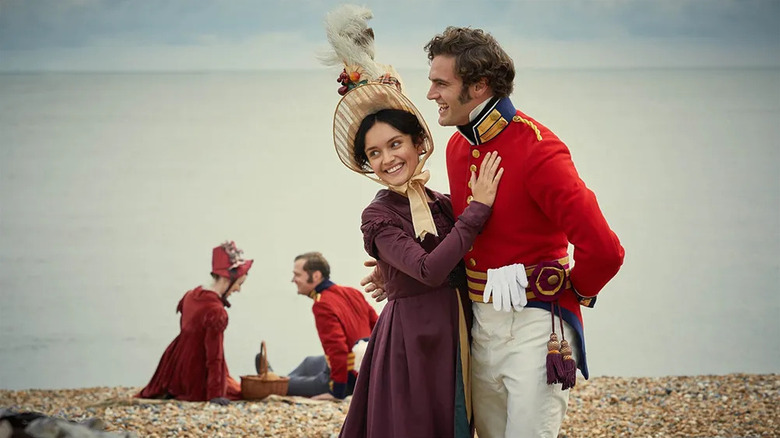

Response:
(211, 240), (253, 279)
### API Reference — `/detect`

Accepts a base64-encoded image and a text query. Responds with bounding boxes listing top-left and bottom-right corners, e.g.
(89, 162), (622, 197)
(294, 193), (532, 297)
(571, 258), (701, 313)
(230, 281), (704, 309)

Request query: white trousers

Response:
(471, 304), (579, 438)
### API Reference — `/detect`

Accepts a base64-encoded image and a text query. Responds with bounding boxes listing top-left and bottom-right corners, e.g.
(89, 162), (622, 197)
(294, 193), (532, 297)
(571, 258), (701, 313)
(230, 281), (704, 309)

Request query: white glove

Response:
(504, 265), (521, 312)
(484, 264), (528, 312)
(351, 339), (368, 373)
(511, 263), (528, 311)
(483, 267), (503, 311)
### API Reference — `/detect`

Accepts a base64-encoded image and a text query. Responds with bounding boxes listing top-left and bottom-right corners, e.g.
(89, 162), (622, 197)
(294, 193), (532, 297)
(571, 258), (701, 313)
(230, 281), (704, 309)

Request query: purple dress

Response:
(339, 188), (491, 438)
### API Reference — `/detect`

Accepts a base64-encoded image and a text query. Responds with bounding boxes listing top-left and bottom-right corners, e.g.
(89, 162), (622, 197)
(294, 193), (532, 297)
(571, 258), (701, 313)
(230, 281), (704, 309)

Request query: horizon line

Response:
(2, 65), (779, 75)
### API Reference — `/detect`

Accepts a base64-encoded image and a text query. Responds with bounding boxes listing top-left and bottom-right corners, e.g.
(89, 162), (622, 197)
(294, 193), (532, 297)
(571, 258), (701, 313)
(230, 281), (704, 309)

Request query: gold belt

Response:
(466, 256), (571, 303)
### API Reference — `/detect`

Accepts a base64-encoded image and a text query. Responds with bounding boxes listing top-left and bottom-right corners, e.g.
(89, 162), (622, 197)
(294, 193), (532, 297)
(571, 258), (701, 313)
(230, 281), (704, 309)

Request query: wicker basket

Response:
(241, 341), (290, 400)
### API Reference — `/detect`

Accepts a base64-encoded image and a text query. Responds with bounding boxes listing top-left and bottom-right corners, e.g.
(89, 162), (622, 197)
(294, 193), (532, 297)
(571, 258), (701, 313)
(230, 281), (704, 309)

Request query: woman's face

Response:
(224, 275), (247, 299)
(364, 121), (422, 186)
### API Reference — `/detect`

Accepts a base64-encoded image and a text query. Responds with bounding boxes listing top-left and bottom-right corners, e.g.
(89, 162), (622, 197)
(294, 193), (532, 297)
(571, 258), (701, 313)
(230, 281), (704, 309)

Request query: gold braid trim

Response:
(513, 115), (542, 141)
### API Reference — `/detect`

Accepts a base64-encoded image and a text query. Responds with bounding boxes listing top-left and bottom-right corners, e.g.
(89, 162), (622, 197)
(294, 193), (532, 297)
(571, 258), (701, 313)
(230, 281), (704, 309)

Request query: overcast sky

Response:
(0, 0), (778, 71)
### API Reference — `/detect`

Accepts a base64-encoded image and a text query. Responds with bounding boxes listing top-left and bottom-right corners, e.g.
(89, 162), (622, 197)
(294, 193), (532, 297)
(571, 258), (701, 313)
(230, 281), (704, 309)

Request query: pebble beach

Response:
(1, 374), (777, 437)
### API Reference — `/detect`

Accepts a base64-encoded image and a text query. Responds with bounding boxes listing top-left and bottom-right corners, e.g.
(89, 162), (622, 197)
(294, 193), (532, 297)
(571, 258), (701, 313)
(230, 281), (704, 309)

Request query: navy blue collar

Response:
(315, 279), (335, 293)
(456, 97), (516, 145)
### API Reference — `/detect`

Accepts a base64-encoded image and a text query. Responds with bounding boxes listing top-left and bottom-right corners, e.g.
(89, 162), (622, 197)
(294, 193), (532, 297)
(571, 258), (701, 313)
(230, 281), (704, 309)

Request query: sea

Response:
(1, 67), (778, 390)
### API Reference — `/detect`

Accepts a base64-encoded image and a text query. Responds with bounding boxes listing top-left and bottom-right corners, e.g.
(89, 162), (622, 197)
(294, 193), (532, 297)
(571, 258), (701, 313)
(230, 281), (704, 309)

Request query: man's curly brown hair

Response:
(424, 26), (515, 98)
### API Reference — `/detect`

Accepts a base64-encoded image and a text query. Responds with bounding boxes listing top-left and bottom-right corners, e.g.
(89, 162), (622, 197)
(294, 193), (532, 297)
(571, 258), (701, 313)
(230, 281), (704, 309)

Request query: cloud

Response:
(0, 31), (322, 72)
(0, 0), (777, 71)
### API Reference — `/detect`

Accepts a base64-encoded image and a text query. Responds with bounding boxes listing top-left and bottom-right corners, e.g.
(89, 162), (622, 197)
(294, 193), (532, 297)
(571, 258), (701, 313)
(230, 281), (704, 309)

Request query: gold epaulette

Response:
(512, 115), (542, 141)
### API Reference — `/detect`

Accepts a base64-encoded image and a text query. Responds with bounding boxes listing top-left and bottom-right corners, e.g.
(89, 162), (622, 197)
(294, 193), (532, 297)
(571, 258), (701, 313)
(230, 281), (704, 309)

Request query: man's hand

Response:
(361, 259), (387, 302)
(311, 392), (337, 401)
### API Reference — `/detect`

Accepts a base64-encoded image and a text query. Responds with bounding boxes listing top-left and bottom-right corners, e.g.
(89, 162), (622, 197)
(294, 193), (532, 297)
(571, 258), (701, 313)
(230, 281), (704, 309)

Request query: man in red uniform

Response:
(424, 28), (625, 437)
(258, 252), (378, 399)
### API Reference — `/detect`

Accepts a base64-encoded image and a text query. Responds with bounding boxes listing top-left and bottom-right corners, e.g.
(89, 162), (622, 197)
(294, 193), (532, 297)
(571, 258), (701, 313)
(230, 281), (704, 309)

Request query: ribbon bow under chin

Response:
(388, 169), (438, 240)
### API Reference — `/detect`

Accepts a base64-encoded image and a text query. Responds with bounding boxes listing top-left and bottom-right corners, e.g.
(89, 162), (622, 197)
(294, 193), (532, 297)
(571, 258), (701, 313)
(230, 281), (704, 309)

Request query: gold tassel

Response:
(546, 332), (564, 384)
(560, 339), (577, 390)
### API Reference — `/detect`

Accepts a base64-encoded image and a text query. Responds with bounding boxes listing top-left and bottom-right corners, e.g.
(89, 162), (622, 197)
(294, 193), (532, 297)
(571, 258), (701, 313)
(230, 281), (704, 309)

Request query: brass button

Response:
(466, 195), (473, 204)
(469, 164), (477, 173)
(472, 149), (480, 159)
(548, 274), (559, 285)
(469, 246), (473, 252)
(468, 180), (472, 188)
(469, 258), (476, 267)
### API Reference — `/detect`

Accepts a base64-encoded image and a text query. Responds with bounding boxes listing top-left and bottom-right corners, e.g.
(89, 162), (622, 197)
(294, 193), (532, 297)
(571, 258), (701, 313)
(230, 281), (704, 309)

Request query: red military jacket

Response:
(447, 97), (625, 377)
(312, 280), (378, 398)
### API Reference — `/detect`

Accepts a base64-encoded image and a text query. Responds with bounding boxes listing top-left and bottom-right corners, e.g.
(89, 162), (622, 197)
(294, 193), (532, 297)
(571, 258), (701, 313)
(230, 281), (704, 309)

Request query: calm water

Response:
(1, 68), (778, 390)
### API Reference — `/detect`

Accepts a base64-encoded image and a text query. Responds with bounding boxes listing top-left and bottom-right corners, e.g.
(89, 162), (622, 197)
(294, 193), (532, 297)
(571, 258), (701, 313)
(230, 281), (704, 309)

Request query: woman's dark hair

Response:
(353, 109), (427, 172)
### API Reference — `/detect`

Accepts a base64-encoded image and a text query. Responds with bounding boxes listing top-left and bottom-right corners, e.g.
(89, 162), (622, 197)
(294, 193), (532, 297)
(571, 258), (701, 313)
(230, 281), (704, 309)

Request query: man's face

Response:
(292, 259), (318, 296)
(427, 55), (480, 127)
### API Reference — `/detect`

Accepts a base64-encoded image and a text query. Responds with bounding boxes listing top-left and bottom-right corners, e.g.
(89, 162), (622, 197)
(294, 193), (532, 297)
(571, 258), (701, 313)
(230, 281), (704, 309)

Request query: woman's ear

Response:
(415, 136), (427, 154)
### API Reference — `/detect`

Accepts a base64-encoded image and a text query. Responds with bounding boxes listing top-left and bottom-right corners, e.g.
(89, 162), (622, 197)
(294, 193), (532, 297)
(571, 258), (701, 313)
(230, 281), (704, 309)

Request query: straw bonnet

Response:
(325, 5), (438, 239)
(333, 82), (434, 176)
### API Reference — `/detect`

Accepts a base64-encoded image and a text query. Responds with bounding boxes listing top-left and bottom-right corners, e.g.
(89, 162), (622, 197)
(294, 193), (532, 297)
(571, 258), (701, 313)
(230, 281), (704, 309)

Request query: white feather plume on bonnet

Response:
(319, 4), (384, 80)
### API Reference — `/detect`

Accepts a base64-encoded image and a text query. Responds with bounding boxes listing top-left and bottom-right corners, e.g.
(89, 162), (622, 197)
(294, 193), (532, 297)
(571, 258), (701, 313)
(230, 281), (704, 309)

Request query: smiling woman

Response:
(322, 6), (506, 436)
(336, 85), (504, 438)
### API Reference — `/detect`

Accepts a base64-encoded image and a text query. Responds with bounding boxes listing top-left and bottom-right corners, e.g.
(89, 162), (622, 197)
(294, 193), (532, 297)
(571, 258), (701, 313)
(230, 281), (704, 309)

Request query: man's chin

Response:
(437, 115), (458, 127)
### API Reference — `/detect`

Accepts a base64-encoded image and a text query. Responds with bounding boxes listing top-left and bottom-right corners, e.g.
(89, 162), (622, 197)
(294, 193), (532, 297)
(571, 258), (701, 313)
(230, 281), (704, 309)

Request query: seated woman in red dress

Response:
(136, 241), (253, 405)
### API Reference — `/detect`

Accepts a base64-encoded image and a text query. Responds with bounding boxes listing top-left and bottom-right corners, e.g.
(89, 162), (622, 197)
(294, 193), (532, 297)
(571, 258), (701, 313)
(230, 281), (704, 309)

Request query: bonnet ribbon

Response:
(387, 168), (438, 240)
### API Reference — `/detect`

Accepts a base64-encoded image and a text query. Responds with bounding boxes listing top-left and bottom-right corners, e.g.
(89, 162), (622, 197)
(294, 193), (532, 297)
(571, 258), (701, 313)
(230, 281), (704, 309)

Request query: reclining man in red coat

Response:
(256, 251), (378, 400)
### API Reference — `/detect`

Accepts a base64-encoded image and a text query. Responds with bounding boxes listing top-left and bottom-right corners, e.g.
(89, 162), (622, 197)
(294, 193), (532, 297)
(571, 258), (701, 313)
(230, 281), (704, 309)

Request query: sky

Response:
(0, 0), (778, 72)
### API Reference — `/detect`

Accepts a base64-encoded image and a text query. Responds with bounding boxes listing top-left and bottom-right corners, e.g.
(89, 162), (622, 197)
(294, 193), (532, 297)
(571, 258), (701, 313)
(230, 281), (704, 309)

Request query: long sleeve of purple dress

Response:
(361, 189), (491, 291)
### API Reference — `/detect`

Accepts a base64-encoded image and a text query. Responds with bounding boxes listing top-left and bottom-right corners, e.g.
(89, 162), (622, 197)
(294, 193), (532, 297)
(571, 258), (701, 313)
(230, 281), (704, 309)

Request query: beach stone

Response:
(25, 417), (137, 438)
(2, 374), (778, 437)
(0, 420), (13, 438)
(0, 408), (134, 438)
